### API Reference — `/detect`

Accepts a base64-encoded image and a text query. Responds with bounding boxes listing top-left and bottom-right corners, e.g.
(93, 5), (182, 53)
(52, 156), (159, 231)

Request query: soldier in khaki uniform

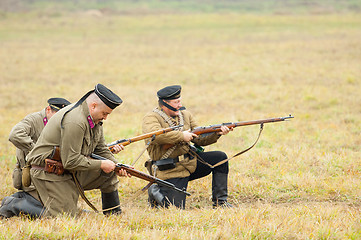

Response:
(25, 84), (128, 218)
(0, 98), (71, 218)
(142, 85), (233, 209)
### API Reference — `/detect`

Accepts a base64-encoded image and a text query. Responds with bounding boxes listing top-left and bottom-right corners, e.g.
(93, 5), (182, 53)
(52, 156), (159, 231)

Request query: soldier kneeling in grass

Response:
(143, 85), (233, 209)
(1, 97), (70, 218)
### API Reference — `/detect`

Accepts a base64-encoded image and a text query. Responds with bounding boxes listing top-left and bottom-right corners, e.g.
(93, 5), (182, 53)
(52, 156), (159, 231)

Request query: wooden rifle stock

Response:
(107, 124), (183, 153)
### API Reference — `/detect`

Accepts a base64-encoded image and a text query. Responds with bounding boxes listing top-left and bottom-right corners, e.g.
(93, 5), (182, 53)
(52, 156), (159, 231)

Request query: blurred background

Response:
(0, 1), (360, 237)
(0, 0), (360, 238)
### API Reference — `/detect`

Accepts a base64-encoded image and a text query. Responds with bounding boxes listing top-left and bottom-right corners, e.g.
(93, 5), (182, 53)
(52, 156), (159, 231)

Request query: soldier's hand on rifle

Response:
(116, 168), (132, 178)
(100, 159), (117, 173)
(100, 160), (132, 177)
(217, 125), (233, 135)
(111, 144), (125, 154)
(183, 130), (198, 142)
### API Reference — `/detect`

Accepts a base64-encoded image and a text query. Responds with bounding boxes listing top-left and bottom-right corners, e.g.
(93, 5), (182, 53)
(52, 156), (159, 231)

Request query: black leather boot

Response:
(212, 172), (233, 208)
(0, 197), (16, 218)
(101, 190), (122, 216)
(148, 184), (167, 208)
(0, 193), (44, 218)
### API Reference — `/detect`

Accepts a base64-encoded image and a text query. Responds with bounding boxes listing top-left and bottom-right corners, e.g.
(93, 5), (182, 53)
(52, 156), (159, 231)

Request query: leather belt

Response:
(31, 165), (45, 171)
(31, 164), (70, 175)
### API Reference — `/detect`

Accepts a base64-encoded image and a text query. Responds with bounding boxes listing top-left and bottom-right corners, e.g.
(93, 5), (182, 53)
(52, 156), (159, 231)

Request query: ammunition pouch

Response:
(147, 153), (195, 173)
(31, 159), (66, 176)
(154, 157), (181, 171)
(44, 159), (65, 175)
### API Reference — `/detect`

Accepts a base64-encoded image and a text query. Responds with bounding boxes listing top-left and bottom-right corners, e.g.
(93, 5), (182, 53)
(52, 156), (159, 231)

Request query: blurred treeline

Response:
(1, 0), (361, 14)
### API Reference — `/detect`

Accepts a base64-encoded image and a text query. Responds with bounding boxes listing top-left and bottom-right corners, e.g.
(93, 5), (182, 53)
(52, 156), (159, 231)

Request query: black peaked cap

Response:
(47, 98), (71, 111)
(157, 85), (181, 100)
(95, 84), (123, 109)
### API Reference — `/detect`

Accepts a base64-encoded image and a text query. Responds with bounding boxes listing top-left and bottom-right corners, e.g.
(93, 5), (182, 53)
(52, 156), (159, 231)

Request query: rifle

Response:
(44, 125), (189, 212)
(47, 147), (190, 196)
(162, 115), (294, 151)
(191, 115), (294, 135)
(91, 153), (190, 196)
(107, 125), (183, 153)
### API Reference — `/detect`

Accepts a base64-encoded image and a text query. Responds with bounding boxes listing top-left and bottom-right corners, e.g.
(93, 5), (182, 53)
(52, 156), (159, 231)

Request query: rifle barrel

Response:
(192, 115), (293, 135)
(234, 115), (294, 127)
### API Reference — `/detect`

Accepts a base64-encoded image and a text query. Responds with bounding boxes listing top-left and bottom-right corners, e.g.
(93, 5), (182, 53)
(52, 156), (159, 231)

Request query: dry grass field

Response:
(0, 1), (360, 239)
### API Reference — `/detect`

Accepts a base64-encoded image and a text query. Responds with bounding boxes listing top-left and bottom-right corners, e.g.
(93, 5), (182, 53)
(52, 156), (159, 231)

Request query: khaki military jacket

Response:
(9, 109), (47, 190)
(142, 107), (220, 180)
(27, 101), (117, 182)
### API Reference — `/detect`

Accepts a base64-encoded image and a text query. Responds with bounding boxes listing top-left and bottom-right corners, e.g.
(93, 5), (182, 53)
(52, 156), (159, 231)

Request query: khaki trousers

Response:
(31, 169), (119, 217)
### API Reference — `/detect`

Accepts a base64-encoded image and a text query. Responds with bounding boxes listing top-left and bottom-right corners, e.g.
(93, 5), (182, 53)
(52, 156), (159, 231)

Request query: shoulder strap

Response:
(61, 90), (94, 128)
(151, 108), (183, 162)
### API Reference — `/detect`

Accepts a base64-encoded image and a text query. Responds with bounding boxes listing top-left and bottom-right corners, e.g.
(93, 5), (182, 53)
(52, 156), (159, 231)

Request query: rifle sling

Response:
(71, 172), (99, 213)
(72, 172), (121, 213)
(131, 135), (156, 166)
(152, 107), (184, 175)
(190, 123), (264, 168)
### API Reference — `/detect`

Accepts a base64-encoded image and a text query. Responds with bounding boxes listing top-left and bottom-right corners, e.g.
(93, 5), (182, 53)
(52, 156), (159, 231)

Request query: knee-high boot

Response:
(148, 184), (168, 208)
(101, 190), (122, 215)
(212, 172), (233, 208)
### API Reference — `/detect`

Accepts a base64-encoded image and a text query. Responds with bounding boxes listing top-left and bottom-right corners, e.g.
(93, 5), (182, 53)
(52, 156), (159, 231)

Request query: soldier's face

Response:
(45, 106), (57, 120)
(90, 102), (113, 124)
(164, 98), (182, 117)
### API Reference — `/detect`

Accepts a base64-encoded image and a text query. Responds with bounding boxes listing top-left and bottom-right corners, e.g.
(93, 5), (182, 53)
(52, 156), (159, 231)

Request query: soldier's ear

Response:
(45, 106), (52, 113)
(90, 102), (97, 110)
(45, 106), (55, 119)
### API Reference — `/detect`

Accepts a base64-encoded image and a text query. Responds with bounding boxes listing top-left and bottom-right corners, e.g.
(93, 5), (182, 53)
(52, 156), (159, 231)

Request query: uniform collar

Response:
(80, 101), (95, 129)
(41, 108), (48, 126)
(81, 101), (103, 129)
(87, 115), (95, 129)
(43, 117), (48, 126)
